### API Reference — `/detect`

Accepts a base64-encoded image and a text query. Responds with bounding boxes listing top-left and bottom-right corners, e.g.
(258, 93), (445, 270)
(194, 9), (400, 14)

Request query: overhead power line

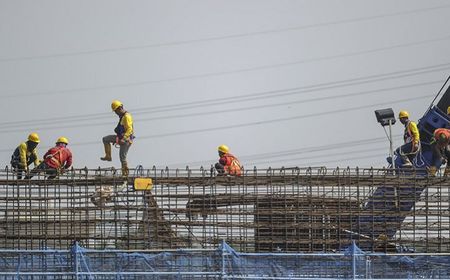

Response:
(0, 81), (437, 134)
(0, 63), (446, 128)
(295, 152), (388, 167)
(2, 35), (450, 99)
(0, 4), (448, 62)
(246, 146), (391, 166)
(97, 94), (432, 142)
(166, 135), (403, 167)
(0, 93), (430, 155)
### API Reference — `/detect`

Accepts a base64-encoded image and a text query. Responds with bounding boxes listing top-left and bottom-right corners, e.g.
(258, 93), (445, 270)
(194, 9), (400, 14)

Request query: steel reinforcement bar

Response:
(0, 166), (449, 253)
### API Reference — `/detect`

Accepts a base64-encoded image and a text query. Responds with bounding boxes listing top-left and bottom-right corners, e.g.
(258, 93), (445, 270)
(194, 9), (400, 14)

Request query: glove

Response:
(441, 158), (447, 165)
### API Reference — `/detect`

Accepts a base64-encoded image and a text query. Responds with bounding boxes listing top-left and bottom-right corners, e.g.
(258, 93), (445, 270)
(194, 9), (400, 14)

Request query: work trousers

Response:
(432, 143), (450, 168)
(25, 162), (58, 179)
(102, 135), (131, 163)
(10, 154), (37, 179)
(396, 142), (420, 164)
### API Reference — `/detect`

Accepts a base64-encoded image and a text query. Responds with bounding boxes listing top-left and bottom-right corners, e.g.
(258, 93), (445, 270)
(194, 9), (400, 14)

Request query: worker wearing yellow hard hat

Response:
(26, 137), (73, 180)
(101, 100), (135, 177)
(10, 133), (41, 179)
(215, 145), (242, 176)
(396, 110), (420, 167)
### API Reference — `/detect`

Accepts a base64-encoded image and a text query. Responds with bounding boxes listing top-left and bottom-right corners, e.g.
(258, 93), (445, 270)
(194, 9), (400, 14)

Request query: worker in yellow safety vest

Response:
(395, 110), (420, 167)
(10, 133), (41, 179)
(100, 100), (134, 177)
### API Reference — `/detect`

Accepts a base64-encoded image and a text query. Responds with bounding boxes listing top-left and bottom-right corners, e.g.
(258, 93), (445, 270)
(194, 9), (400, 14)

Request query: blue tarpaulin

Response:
(0, 241), (449, 279)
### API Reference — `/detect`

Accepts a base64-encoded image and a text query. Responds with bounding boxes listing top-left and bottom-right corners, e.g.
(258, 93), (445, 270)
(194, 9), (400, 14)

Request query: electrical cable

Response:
(0, 81), (439, 133)
(2, 37), (450, 99)
(0, 65), (446, 128)
(0, 93), (428, 154)
(1, 4), (448, 62)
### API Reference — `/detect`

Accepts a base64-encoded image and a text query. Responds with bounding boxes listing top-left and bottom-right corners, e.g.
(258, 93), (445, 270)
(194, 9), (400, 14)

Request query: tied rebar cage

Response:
(0, 166), (449, 253)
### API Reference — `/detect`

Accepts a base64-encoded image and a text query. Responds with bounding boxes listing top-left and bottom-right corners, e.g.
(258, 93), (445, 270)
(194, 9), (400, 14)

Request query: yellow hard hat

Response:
(218, 144), (229, 154)
(28, 132), (40, 143)
(111, 100), (123, 111)
(447, 106), (450, 115)
(56, 137), (69, 145)
(398, 110), (409, 119)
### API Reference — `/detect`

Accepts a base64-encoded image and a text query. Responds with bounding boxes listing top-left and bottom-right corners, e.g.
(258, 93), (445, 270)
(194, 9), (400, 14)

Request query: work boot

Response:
(121, 161), (129, 177)
(427, 166), (437, 176)
(401, 156), (412, 167)
(444, 166), (450, 177)
(100, 143), (112, 161)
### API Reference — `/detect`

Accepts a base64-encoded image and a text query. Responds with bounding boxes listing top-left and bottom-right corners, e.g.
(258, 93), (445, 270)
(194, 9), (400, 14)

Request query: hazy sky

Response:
(1, 0), (449, 170)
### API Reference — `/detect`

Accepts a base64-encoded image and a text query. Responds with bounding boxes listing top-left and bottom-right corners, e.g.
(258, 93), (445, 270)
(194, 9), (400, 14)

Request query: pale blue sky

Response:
(1, 0), (449, 170)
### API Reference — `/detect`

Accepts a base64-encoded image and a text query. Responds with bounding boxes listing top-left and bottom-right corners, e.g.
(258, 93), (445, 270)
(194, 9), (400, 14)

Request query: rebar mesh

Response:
(0, 166), (448, 253)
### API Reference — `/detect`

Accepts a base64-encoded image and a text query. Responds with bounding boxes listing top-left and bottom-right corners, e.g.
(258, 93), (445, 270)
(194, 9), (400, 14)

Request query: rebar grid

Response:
(0, 166), (448, 253)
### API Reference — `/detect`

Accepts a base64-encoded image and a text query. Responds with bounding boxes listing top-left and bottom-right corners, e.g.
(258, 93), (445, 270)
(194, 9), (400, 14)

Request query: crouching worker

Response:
(10, 133), (41, 179)
(214, 145), (242, 176)
(396, 110), (420, 167)
(429, 128), (450, 176)
(26, 137), (72, 179)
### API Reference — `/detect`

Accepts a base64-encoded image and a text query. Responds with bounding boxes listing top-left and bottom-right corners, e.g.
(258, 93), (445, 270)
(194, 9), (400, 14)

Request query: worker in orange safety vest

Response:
(215, 145), (242, 176)
(26, 137), (72, 179)
(429, 128), (450, 176)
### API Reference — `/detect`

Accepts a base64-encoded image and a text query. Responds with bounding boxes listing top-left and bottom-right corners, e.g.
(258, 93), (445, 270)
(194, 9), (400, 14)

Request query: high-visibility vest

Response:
(221, 153), (242, 176)
(114, 112), (134, 141)
(434, 128), (450, 147)
(403, 120), (419, 144)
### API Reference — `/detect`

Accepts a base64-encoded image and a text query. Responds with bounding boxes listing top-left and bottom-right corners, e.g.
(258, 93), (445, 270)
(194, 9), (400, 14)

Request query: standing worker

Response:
(26, 137), (72, 179)
(10, 133), (41, 179)
(100, 100), (134, 177)
(429, 128), (450, 176)
(215, 145), (242, 176)
(395, 110), (420, 167)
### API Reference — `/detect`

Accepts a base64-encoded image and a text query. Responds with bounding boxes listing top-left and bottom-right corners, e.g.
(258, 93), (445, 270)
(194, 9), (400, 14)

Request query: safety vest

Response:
(44, 145), (72, 169)
(11, 142), (38, 167)
(114, 112), (134, 141)
(434, 128), (450, 147)
(221, 153), (242, 176)
(403, 120), (419, 144)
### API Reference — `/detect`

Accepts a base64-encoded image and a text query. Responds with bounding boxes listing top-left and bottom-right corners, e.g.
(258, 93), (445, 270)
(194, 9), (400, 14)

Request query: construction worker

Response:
(395, 111), (420, 167)
(100, 100), (134, 177)
(26, 137), (72, 179)
(10, 133), (41, 179)
(215, 145), (242, 176)
(429, 128), (450, 176)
